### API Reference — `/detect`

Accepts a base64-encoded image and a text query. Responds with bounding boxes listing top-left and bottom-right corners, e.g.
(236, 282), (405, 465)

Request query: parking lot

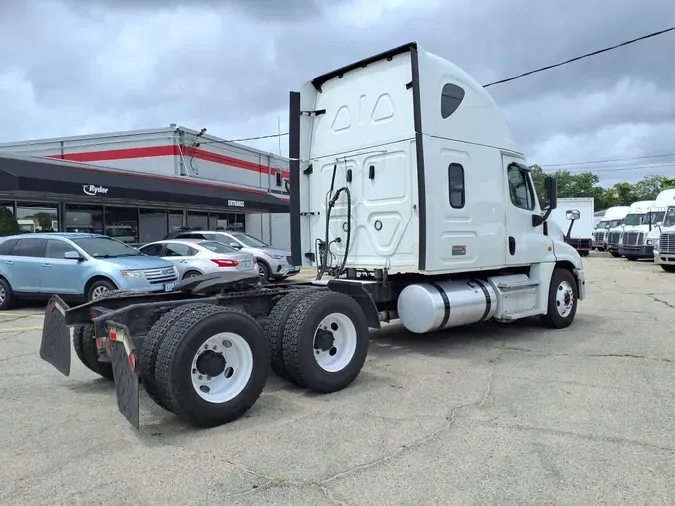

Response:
(1, 254), (674, 505)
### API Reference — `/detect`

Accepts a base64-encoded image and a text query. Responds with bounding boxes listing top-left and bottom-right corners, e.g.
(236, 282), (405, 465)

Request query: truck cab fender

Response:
(326, 279), (382, 329)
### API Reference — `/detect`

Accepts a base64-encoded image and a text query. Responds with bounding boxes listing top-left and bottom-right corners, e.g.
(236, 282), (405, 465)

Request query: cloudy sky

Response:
(1, 0), (674, 186)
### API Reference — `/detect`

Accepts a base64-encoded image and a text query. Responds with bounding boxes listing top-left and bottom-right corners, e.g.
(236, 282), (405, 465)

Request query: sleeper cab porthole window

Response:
(441, 83), (465, 119)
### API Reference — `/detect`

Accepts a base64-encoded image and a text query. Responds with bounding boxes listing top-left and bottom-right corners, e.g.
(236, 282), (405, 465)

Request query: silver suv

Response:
(164, 230), (298, 282)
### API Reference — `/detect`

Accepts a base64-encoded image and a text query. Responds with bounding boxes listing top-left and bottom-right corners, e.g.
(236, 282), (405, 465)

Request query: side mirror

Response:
(544, 176), (558, 211)
(64, 251), (83, 261)
(229, 242), (242, 250)
(566, 210), (581, 221)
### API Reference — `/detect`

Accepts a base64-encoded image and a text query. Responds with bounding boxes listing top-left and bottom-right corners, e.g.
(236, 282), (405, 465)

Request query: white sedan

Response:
(138, 239), (257, 280)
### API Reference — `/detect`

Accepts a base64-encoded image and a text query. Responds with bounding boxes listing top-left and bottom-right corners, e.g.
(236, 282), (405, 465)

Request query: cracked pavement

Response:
(1, 254), (674, 505)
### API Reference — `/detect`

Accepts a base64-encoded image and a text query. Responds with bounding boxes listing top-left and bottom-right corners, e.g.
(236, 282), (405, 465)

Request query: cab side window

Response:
(46, 239), (78, 259)
(165, 243), (195, 257)
(140, 244), (164, 257)
(507, 165), (535, 211)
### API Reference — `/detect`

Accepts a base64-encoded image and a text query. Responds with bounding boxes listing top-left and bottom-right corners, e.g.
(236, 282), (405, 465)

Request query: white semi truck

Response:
(548, 197), (594, 256)
(38, 42), (586, 429)
(618, 200), (666, 261)
(646, 189), (675, 272)
(596, 206), (630, 253)
(606, 203), (651, 257)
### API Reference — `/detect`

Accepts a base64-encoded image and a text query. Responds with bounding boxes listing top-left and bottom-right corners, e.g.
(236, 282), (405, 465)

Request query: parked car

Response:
(137, 239), (258, 280)
(163, 229), (299, 282)
(0, 233), (179, 310)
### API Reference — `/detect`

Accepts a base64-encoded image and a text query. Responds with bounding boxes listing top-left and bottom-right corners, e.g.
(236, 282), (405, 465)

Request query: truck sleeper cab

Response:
(38, 42), (586, 431)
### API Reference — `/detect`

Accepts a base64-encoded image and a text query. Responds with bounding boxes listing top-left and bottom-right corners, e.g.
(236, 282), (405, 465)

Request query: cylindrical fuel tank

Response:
(396, 279), (497, 334)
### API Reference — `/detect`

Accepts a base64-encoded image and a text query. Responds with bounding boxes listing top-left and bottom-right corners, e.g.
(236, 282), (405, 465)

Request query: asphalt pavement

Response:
(1, 255), (674, 505)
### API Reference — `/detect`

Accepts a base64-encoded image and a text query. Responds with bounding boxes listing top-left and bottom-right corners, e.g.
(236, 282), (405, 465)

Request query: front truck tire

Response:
(281, 291), (370, 393)
(154, 304), (269, 427)
(540, 267), (579, 329)
(264, 289), (313, 383)
(661, 265), (675, 273)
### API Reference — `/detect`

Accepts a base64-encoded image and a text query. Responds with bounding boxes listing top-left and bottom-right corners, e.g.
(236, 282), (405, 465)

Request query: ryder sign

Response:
(82, 184), (109, 196)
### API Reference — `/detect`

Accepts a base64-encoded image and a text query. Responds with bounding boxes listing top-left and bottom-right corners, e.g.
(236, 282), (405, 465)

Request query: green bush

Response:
(0, 207), (20, 236)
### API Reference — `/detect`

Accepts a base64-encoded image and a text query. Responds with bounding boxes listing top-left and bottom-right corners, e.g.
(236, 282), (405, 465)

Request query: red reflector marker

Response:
(109, 331), (118, 341)
(211, 258), (238, 268)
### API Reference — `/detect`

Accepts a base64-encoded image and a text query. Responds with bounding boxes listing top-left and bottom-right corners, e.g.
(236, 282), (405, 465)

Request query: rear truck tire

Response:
(0, 277), (15, 310)
(611, 252), (622, 258)
(579, 250), (589, 257)
(139, 303), (217, 412)
(540, 268), (578, 329)
(73, 324), (115, 381)
(660, 265), (675, 273)
(264, 289), (312, 383)
(154, 304), (269, 427)
(72, 289), (137, 380)
(281, 291), (369, 393)
(87, 279), (118, 302)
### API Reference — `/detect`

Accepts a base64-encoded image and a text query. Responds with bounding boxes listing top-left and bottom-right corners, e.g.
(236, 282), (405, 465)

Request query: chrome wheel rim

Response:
(555, 280), (575, 318)
(92, 286), (110, 300)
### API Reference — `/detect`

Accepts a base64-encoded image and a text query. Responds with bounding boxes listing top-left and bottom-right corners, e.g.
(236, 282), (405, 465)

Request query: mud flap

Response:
(108, 324), (140, 429)
(39, 295), (72, 376)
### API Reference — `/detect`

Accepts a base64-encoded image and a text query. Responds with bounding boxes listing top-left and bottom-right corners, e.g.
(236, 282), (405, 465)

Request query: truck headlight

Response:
(121, 270), (147, 280)
(646, 239), (653, 246)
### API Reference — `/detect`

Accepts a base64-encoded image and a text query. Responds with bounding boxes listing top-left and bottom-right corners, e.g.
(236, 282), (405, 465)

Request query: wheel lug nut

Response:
(206, 376), (211, 380)
(192, 368), (197, 374)
(198, 375), (203, 380)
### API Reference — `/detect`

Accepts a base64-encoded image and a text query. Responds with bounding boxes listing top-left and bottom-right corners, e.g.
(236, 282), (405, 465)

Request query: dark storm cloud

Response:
(1, 0), (674, 185)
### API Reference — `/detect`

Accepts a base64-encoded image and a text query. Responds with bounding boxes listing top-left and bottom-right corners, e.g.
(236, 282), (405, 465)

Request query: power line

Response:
(547, 161), (675, 175)
(483, 25), (675, 88)
(540, 152), (675, 168)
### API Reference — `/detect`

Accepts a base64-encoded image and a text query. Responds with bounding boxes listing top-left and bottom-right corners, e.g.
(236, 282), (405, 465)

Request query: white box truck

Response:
(548, 197), (594, 256)
(37, 42), (586, 430)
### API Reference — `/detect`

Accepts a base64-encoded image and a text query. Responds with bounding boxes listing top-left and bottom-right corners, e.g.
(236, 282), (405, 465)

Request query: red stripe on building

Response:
(46, 144), (290, 179)
(41, 155), (290, 202)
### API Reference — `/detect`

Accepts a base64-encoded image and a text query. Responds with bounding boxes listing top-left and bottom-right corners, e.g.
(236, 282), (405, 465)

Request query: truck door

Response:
(503, 154), (552, 266)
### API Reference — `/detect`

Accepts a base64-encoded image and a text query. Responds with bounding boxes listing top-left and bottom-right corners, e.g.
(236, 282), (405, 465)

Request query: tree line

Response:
(529, 165), (675, 210)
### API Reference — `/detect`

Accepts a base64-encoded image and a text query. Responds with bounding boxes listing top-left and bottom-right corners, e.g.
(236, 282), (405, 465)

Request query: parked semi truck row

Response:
(593, 206), (629, 252)
(38, 42), (586, 430)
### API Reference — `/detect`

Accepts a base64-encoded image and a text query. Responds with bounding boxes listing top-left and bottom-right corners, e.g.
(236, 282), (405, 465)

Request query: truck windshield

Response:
(623, 214), (645, 226)
(648, 211), (665, 224)
(663, 207), (675, 227)
(597, 220), (609, 228)
(608, 219), (623, 228)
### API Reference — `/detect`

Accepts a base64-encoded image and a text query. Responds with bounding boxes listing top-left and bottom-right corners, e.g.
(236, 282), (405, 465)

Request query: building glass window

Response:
(228, 213), (245, 231)
(441, 83), (465, 119)
(507, 165), (535, 211)
(65, 204), (103, 234)
(16, 203), (59, 233)
(448, 163), (465, 209)
(139, 208), (168, 244)
(104, 206), (139, 244)
(187, 211), (208, 230)
(169, 210), (184, 235)
(209, 213), (229, 230)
